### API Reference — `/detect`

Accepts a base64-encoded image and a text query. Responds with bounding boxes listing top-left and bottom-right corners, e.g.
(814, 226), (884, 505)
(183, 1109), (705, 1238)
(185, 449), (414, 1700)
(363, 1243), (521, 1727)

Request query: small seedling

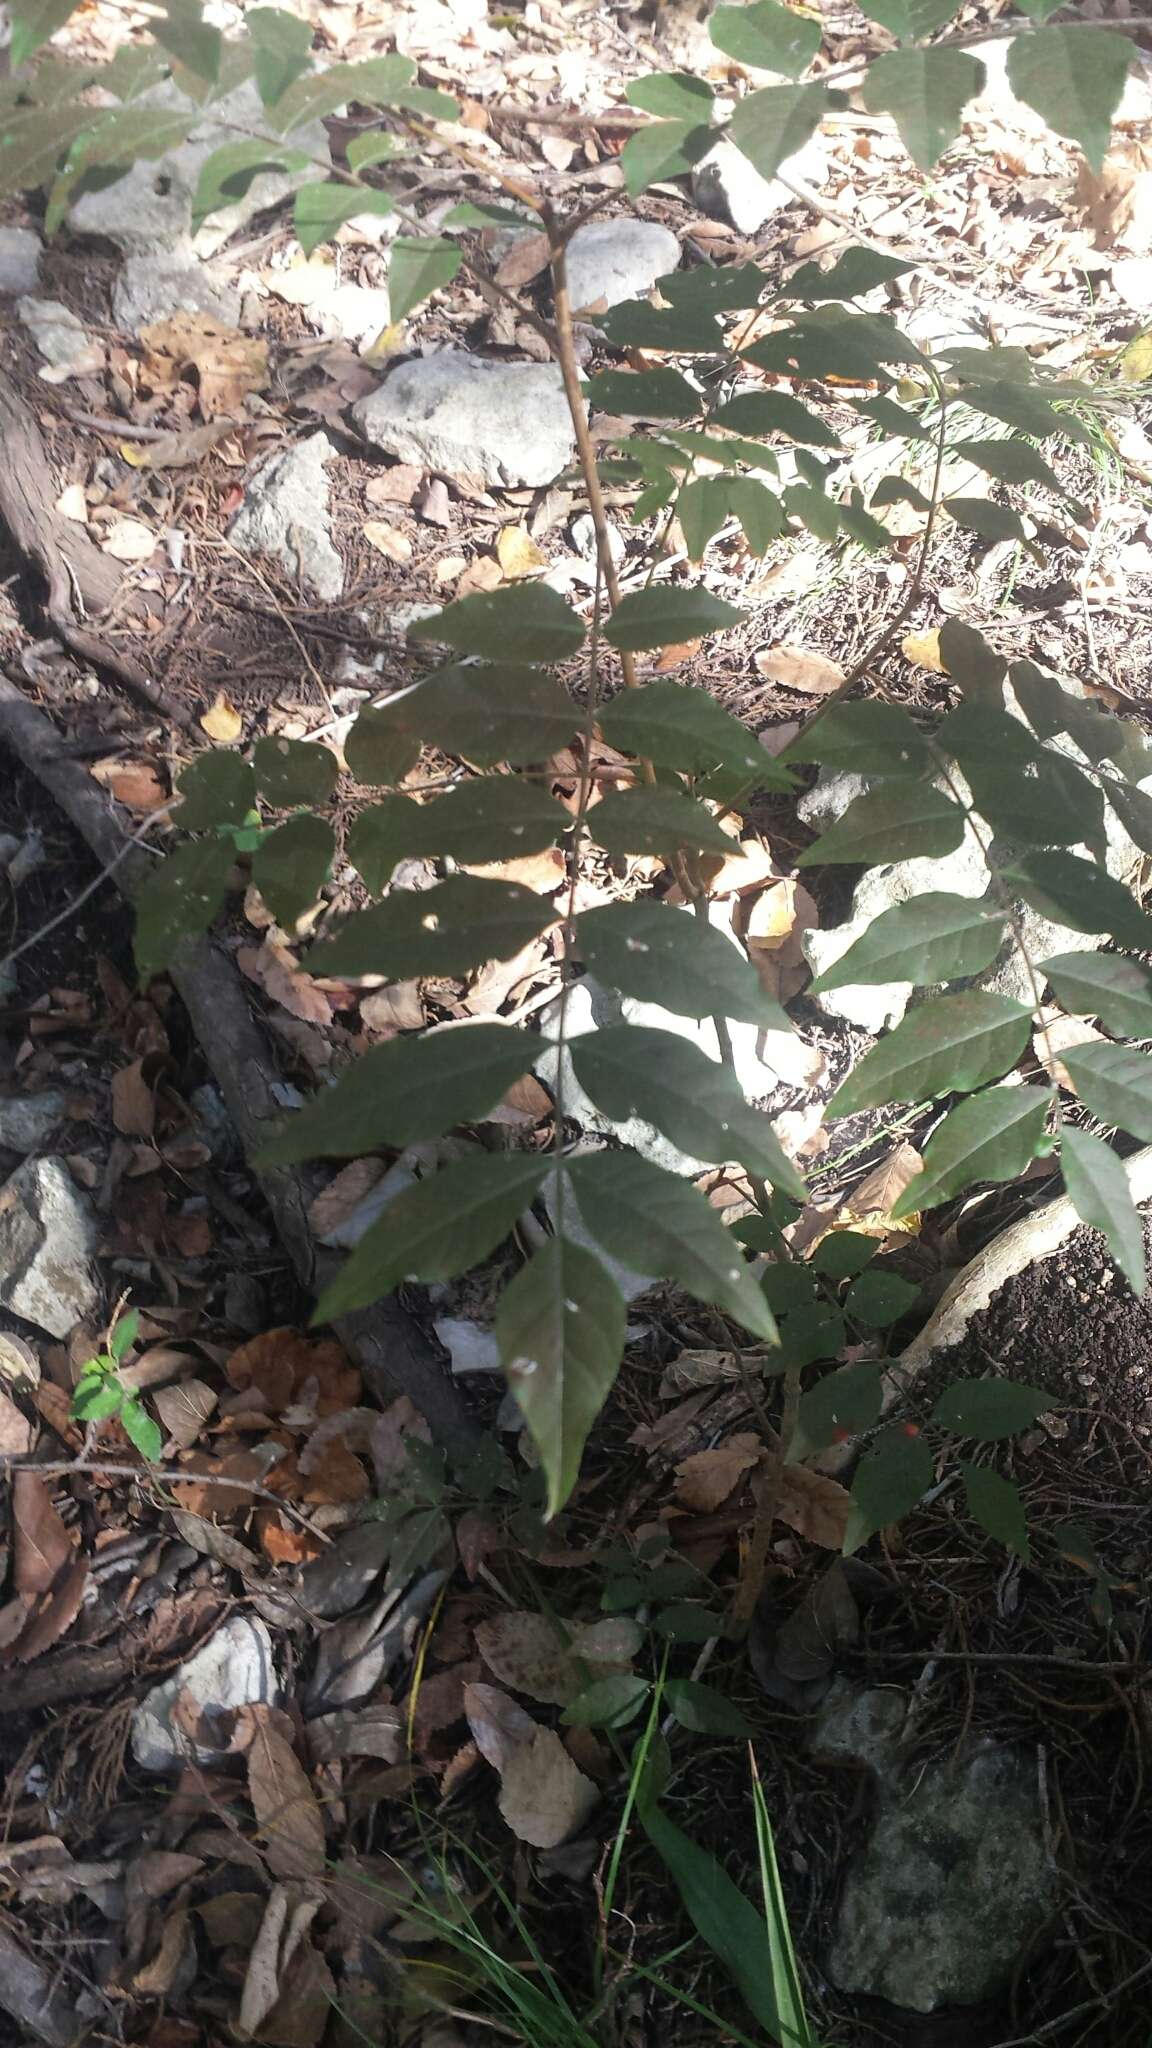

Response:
(70, 1306), (163, 1462)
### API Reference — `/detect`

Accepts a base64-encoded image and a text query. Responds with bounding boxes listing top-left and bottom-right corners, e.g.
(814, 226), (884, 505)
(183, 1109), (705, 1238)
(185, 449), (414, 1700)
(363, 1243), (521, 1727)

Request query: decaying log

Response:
(0, 675), (477, 1451)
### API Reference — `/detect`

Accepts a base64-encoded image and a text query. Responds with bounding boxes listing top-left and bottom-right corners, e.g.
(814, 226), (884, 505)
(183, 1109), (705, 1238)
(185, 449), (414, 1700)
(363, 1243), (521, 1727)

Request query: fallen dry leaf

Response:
(239, 1884), (324, 2041)
(496, 524), (547, 579)
(200, 691), (244, 743)
(0, 1387), (32, 1456)
(228, 1327), (359, 1419)
(654, 638), (702, 672)
(901, 627), (947, 674)
(464, 1681), (598, 1848)
(776, 1465), (852, 1550)
(55, 482), (88, 522)
(246, 1713), (327, 1879)
(153, 1377), (217, 1451)
(463, 847), (566, 894)
(89, 759), (168, 812)
(8, 1554), (88, 1665)
(847, 1141), (924, 1229)
(475, 1612), (642, 1706)
(359, 982), (425, 1035)
(673, 1432), (763, 1512)
(755, 645), (845, 695)
(140, 310), (268, 419)
(12, 1471), (73, 1596)
(365, 464), (423, 507)
(362, 519), (413, 564)
(699, 833), (778, 899)
(495, 232), (551, 290)
(308, 1158), (387, 1241)
(456, 554), (504, 598)
(101, 517), (157, 563)
(238, 939), (332, 1026)
(112, 1057), (155, 1138)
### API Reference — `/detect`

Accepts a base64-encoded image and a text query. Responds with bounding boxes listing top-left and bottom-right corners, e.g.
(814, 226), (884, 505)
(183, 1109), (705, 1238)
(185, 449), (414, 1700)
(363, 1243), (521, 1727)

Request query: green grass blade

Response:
(749, 1750), (817, 2048)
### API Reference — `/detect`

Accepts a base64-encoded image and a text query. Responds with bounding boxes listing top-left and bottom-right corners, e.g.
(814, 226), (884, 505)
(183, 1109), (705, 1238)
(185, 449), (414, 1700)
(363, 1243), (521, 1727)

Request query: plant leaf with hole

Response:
(587, 788), (734, 858)
(134, 838), (236, 980)
(316, 1154), (549, 1320)
(794, 1361), (884, 1459)
(960, 1463), (1030, 1560)
(260, 1023), (539, 1163)
(890, 1085), (1052, 1216)
(252, 814), (333, 928)
(567, 1152), (776, 1338)
(570, 1026), (808, 1197)
(1060, 1042), (1152, 1142)
(1001, 850), (1152, 949)
(411, 585), (585, 663)
(253, 736), (338, 808)
(828, 993), (1032, 1117)
(604, 588), (746, 653)
(798, 784), (966, 866)
(843, 1429), (934, 1554)
(575, 900), (788, 1028)
(862, 49), (984, 169)
(310, 876), (557, 979)
(728, 83), (831, 186)
(709, 0), (821, 78)
(1060, 1127), (1145, 1295)
(810, 894), (1005, 993)
(388, 235), (463, 319)
(1006, 25), (1131, 171)
(1040, 951), (1152, 1039)
(176, 752), (255, 831)
(585, 367), (701, 420)
(933, 1378), (1051, 1439)
(498, 1234), (627, 1516)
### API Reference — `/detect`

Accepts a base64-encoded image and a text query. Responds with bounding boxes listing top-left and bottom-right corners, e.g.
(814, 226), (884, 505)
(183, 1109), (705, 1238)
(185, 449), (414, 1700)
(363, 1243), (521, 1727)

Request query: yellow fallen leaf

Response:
(362, 519), (413, 564)
(755, 644), (845, 695)
(496, 525), (547, 579)
(362, 322), (405, 364)
(901, 627), (947, 673)
(200, 691), (244, 743)
(1120, 332), (1152, 382)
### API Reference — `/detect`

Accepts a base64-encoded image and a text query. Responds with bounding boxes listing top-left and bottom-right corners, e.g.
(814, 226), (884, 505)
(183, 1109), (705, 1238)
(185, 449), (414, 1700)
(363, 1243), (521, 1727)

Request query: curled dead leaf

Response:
(673, 1431), (763, 1513)
(463, 1681), (597, 1847)
(776, 1464), (852, 1550)
(496, 525), (547, 579)
(755, 644), (846, 695)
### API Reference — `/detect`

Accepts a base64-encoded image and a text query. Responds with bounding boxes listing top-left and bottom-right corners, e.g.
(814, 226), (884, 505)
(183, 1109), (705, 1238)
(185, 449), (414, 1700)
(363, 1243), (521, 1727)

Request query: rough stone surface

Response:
(827, 1722), (1056, 2011)
(69, 79), (328, 259)
(564, 218), (680, 313)
(318, 282), (391, 350)
(692, 133), (824, 235)
(0, 1090), (69, 1154)
(352, 352), (574, 488)
(113, 253), (240, 331)
(228, 432), (343, 600)
(0, 1158), (99, 1339)
(132, 1616), (277, 1771)
(0, 227), (41, 296)
(17, 298), (98, 375)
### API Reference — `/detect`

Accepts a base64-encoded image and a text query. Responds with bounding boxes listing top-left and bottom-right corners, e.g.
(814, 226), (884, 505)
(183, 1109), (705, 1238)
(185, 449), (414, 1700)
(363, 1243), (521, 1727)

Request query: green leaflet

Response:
(253, 735), (338, 808)
(862, 48), (985, 169)
(728, 82), (831, 187)
(604, 588), (746, 652)
(1060, 1128), (1146, 1296)
(828, 993), (1032, 1116)
(890, 1085), (1052, 1216)
(498, 1234), (627, 1516)
(961, 1464), (1030, 1561)
(1039, 951), (1152, 1039)
(709, 0), (821, 79)
(310, 876), (558, 980)
(251, 813), (334, 928)
(1002, 850), (1152, 950)
(1060, 1042), (1152, 1143)
(932, 1378), (1051, 1440)
(134, 838), (236, 981)
(258, 1023), (539, 1162)
(315, 1154), (549, 1320)
(177, 752), (255, 831)
(1006, 26), (1131, 173)
(585, 787), (735, 858)
(844, 1429), (934, 1554)
(574, 900), (790, 1028)
(410, 584), (585, 663)
(810, 894), (1005, 993)
(798, 784), (967, 866)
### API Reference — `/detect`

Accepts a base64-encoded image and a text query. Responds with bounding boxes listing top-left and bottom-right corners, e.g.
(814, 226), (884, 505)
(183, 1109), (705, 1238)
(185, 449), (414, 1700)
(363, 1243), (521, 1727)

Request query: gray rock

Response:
(434, 1316), (501, 1375)
(829, 1734), (1056, 2011)
(17, 297), (99, 376)
(317, 281), (391, 350)
(0, 227), (41, 296)
(70, 79), (328, 259)
(0, 1090), (69, 1154)
(228, 432), (343, 601)
(0, 1158), (99, 1339)
(352, 352), (575, 488)
(564, 219), (680, 314)
(113, 253), (240, 331)
(132, 1615), (277, 1771)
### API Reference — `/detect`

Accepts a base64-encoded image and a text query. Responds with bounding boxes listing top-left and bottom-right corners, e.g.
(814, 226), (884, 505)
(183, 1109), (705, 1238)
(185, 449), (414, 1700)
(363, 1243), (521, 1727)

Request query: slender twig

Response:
(0, 1456), (331, 1543)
